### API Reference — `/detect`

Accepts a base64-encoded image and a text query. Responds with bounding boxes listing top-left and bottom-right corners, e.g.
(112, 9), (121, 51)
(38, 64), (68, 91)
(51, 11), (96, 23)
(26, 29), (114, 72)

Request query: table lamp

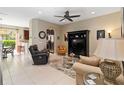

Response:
(94, 38), (124, 84)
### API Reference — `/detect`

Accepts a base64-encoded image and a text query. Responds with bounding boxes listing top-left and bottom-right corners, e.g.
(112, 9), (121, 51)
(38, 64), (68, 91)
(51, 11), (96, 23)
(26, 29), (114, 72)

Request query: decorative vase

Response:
(99, 59), (121, 84)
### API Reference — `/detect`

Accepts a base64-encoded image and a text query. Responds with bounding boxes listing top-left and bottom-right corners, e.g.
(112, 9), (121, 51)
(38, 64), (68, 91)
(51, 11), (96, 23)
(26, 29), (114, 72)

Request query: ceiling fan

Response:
(54, 11), (80, 22)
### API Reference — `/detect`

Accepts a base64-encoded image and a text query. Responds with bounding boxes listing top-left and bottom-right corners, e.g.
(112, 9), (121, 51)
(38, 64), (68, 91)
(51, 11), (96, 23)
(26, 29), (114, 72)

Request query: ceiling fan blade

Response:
(54, 15), (64, 18)
(66, 18), (73, 22)
(70, 15), (80, 18)
(59, 18), (65, 22)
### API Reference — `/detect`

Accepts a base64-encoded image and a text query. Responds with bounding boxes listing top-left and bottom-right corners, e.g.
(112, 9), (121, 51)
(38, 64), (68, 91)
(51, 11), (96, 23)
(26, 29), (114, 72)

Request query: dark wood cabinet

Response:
(68, 30), (89, 57)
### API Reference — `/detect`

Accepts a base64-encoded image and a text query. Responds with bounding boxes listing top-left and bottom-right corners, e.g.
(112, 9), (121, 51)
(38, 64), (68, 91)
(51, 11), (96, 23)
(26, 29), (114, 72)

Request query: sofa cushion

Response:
(79, 55), (100, 67)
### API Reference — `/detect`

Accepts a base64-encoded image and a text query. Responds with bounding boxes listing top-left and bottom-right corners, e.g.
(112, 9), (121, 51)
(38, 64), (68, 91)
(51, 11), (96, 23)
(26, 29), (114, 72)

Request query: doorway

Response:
(46, 29), (54, 53)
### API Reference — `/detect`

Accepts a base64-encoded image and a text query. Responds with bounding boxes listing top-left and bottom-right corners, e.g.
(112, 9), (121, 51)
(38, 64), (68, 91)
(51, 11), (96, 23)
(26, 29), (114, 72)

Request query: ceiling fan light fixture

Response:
(62, 20), (66, 22)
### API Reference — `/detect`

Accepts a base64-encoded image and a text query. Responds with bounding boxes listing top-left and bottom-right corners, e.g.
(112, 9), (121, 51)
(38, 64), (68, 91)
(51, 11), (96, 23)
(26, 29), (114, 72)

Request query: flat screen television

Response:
(71, 39), (86, 56)
(68, 30), (89, 57)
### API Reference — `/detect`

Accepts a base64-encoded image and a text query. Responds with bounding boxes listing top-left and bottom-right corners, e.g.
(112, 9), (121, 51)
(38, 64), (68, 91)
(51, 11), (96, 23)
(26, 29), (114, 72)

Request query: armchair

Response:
(57, 45), (66, 55)
(72, 56), (102, 85)
(29, 45), (49, 65)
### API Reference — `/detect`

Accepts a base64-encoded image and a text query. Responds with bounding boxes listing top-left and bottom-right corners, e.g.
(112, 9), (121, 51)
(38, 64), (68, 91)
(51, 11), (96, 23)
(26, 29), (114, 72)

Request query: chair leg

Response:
(11, 52), (14, 56)
(3, 52), (7, 58)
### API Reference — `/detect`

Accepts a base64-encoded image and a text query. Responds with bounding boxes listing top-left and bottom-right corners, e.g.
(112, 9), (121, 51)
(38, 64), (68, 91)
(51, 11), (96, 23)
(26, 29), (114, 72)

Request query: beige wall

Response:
(30, 12), (121, 55)
(60, 12), (121, 55)
(30, 19), (61, 52)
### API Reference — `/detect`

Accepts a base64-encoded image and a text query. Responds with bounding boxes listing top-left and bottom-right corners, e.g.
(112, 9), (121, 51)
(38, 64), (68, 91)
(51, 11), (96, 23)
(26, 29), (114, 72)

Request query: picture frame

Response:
(97, 30), (105, 40)
(24, 30), (29, 40)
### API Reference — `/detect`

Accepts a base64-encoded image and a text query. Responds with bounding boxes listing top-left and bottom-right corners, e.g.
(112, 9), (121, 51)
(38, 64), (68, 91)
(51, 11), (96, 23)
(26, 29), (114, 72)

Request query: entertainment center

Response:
(68, 30), (89, 57)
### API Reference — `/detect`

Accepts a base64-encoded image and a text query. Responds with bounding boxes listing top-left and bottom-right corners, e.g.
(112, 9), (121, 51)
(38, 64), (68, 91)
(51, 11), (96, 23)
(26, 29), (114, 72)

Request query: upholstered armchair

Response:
(57, 45), (66, 55)
(72, 56), (101, 85)
(29, 45), (49, 65)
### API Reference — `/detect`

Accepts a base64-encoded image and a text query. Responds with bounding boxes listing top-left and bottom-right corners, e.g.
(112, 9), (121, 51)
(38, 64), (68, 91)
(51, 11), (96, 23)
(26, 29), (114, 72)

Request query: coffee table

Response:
(63, 56), (79, 68)
(62, 56), (79, 78)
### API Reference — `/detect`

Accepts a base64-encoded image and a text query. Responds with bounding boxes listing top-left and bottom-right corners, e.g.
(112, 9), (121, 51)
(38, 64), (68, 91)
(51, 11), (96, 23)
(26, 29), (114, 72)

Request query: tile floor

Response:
(0, 53), (75, 85)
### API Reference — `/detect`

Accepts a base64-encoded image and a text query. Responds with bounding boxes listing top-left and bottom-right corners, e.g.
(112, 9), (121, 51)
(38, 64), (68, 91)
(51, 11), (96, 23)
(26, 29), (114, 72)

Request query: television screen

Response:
(72, 39), (85, 50)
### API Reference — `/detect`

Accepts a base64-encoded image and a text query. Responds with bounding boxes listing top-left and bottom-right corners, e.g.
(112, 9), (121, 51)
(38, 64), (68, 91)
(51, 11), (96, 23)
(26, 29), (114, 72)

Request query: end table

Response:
(83, 72), (104, 85)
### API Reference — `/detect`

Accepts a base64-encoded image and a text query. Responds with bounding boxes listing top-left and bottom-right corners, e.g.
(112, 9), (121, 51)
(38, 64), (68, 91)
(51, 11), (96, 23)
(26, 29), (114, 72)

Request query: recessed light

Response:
(91, 11), (95, 14)
(38, 11), (42, 14)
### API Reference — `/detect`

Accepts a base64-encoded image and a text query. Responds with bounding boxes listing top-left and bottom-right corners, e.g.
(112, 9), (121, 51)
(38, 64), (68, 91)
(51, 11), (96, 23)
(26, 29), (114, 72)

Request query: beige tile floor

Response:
(0, 53), (75, 85)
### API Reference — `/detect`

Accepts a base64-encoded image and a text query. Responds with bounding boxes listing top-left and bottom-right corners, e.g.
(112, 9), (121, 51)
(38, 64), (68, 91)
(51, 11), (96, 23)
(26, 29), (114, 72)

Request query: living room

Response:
(0, 7), (124, 85)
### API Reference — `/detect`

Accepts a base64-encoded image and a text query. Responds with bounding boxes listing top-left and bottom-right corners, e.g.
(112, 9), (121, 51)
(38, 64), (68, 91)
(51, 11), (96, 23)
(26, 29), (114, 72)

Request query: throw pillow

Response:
(79, 55), (100, 67)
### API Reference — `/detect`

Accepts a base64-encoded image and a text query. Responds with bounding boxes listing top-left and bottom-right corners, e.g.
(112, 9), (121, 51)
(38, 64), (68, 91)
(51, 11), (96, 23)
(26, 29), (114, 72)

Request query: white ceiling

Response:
(0, 7), (121, 27)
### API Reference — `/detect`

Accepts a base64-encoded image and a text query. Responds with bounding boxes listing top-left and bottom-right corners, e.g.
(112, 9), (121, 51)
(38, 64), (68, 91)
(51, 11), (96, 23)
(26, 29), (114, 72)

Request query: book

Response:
(88, 74), (97, 80)
(86, 79), (96, 85)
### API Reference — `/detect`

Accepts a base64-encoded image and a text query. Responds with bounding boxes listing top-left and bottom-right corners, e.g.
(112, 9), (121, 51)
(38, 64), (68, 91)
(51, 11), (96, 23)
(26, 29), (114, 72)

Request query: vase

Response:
(99, 59), (121, 84)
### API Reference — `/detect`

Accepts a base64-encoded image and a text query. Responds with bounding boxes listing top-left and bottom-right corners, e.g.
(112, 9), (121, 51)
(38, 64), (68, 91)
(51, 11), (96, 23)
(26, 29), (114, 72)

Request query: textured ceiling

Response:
(0, 7), (121, 27)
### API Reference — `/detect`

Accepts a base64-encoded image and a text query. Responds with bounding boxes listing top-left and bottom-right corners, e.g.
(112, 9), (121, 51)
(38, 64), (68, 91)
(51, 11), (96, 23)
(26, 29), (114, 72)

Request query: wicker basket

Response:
(99, 60), (121, 83)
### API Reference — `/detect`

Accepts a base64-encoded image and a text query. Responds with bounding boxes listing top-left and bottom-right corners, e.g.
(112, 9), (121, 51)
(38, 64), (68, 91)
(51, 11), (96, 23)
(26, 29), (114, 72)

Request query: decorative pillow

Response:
(79, 55), (100, 67)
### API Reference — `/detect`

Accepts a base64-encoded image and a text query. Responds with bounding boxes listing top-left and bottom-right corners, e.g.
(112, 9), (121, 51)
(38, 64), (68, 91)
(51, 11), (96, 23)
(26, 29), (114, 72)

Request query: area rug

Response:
(49, 62), (76, 79)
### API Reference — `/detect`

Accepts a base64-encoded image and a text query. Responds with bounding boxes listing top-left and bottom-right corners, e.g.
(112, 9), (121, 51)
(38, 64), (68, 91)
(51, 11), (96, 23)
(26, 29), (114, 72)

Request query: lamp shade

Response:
(94, 38), (124, 61)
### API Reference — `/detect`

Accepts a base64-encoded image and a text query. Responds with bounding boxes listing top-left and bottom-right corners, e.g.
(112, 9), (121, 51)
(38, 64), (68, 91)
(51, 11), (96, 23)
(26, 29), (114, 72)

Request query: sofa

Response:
(72, 56), (124, 85)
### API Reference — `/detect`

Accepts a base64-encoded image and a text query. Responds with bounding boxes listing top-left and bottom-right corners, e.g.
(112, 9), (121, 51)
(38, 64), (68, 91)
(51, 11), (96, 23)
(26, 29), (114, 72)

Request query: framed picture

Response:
(24, 30), (29, 40)
(97, 30), (105, 40)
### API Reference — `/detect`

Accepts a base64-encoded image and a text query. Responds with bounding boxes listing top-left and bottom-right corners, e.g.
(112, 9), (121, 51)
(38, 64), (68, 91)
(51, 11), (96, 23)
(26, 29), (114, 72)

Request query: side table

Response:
(83, 72), (104, 85)
(62, 56), (79, 78)
(63, 56), (79, 68)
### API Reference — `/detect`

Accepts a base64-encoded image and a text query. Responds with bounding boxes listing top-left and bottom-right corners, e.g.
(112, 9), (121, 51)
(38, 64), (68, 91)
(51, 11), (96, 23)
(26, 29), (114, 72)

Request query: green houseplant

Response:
(2, 40), (16, 47)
